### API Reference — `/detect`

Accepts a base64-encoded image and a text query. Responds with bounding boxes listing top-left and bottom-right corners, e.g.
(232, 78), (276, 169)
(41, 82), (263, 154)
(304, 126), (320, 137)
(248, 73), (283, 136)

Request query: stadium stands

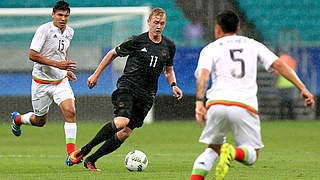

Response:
(237, 0), (320, 47)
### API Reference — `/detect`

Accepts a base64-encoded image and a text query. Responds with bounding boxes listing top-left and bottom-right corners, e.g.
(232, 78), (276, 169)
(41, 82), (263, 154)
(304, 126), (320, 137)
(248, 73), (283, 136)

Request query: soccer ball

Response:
(124, 150), (148, 171)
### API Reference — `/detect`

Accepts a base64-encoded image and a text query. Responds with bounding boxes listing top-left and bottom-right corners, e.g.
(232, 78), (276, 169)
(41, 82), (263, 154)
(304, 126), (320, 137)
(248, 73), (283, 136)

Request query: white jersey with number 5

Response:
(195, 35), (278, 113)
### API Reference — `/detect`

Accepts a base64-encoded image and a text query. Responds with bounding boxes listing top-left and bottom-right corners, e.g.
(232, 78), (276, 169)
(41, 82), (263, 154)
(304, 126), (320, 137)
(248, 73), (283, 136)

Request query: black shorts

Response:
(111, 89), (153, 130)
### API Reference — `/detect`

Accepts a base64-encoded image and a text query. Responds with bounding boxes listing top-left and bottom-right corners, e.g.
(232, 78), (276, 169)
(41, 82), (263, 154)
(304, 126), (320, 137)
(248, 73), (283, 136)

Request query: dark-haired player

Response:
(10, 0), (78, 165)
(68, 8), (183, 171)
(190, 10), (314, 180)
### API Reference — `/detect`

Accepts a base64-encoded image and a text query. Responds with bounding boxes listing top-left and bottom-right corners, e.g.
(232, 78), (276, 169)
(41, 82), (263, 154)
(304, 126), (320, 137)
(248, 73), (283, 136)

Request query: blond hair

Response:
(148, 8), (166, 20)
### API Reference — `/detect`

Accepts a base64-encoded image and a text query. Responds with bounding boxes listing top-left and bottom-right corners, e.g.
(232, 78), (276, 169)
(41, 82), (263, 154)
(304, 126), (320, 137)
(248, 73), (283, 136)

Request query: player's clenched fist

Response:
(300, 88), (314, 108)
(67, 71), (77, 82)
(87, 74), (98, 89)
(195, 101), (207, 128)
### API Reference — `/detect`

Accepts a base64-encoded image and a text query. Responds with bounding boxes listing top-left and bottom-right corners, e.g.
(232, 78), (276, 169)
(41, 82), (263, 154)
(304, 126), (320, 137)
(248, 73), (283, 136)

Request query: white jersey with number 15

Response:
(30, 22), (74, 82)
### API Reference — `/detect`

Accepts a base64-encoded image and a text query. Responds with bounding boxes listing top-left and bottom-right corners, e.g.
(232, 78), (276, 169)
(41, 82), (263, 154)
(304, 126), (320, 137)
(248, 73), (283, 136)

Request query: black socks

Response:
(87, 134), (123, 162)
(78, 121), (120, 157)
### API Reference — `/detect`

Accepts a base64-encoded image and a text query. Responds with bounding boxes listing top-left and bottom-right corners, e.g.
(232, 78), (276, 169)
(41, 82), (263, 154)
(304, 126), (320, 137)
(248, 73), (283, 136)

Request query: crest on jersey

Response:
(162, 50), (167, 57)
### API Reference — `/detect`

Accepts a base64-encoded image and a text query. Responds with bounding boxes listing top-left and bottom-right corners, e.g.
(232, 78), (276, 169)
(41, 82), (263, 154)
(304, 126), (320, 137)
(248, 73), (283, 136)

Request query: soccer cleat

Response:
(84, 158), (101, 171)
(216, 143), (235, 180)
(67, 149), (84, 166)
(11, 112), (21, 137)
(65, 155), (74, 166)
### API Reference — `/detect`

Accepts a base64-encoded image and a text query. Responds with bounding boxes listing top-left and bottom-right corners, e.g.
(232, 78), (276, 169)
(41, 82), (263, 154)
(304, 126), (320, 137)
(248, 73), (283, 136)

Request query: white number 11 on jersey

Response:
(150, 55), (158, 67)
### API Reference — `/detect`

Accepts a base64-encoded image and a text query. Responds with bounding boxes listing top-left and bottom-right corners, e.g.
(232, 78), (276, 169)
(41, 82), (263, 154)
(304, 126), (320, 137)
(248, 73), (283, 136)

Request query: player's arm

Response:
(164, 65), (183, 100)
(65, 48), (69, 61)
(87, 49), (118, 89)
(65, 48), (77, 82)
(195, 68), (209, 127)
(271, 58), (314, 108)
(29, 49), (76, 71)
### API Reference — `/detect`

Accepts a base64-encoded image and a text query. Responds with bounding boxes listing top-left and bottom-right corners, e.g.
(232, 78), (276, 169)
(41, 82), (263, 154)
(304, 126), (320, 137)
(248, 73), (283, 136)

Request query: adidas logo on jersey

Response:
(141, 47), (147, 52)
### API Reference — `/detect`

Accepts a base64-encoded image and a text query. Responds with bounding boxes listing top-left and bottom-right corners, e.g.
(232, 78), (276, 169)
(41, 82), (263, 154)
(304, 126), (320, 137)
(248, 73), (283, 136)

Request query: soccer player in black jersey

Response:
(67, 8), (183, 171)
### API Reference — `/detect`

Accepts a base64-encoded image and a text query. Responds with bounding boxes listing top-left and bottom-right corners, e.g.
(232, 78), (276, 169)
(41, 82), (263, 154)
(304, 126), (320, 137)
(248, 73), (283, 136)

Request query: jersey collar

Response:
(50, 21), (68, 35)
(147, 31), (163, 44)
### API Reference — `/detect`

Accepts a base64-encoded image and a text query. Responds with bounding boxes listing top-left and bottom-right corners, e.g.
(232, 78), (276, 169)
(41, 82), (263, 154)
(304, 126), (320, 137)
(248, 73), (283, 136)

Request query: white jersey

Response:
(30, 22), (74, 82)
(195, 35), (278, 112)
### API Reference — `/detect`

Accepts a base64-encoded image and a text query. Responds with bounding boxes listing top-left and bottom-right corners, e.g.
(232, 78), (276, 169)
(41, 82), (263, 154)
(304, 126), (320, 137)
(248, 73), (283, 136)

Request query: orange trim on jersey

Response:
(32, 75), (67, 84)
(206, 100), (258, 115)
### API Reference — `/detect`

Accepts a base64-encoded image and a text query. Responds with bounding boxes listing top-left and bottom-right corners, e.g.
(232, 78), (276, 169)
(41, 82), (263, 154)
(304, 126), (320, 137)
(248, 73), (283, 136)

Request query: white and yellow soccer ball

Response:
(124, 150), (148, 171)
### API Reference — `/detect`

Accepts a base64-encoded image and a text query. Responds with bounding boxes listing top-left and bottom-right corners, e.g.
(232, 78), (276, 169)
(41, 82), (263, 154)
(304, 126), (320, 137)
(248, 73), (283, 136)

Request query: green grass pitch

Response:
(0, 120), (319, 180)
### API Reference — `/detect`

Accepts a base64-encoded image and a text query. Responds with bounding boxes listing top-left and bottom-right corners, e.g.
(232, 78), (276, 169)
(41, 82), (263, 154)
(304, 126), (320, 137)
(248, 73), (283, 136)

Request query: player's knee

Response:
(122, 130), (131, 139)
(114, 117), (129, 129)
(117, 128), (132, 141)
(63, 108), (76, 120)
(68, 109), (76, 119)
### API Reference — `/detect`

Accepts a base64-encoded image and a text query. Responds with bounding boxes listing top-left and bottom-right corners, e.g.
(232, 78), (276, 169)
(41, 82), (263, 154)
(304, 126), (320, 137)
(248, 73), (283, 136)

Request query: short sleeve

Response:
(256, 41), (278, 72)
(30, 25), (47, 52)
(115, 36), (137, 57)
(68, 27), (74, 41)
(194, 45), (214, 77)
(165, 43), (175, 66)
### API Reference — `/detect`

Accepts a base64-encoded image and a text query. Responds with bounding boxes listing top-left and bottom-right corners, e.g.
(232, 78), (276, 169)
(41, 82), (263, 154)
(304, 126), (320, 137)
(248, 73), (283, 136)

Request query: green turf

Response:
(1, 120), (319, 180)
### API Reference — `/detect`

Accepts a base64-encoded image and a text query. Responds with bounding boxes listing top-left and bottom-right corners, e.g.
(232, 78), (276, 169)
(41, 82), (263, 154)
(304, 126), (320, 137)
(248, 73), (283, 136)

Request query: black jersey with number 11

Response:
(115, 32), (176, 98)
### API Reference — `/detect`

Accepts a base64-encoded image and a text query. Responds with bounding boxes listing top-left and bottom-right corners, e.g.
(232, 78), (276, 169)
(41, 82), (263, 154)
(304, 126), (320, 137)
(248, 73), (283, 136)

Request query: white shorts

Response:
(199, 105), (264, 149)
(31, 78), (75, 116)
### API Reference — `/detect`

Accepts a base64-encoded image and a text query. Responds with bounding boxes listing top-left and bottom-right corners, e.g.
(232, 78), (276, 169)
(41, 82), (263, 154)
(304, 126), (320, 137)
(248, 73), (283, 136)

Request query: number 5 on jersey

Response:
(230, 49), (245, 78)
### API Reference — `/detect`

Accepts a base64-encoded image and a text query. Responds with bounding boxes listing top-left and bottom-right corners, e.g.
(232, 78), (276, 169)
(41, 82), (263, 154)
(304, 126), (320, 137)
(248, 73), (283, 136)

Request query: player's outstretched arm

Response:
(164, 65), (183, 100)
(195, 68), (209, 127)
(87, 49), (118, 89)
(271, 58), (314, 108)
(29, 49), (76, 71)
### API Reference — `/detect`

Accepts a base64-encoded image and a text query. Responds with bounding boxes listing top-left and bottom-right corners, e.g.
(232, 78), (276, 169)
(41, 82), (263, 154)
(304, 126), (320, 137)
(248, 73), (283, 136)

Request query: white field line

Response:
(0, 153), (172, 158)
(0, 154), (61, 158)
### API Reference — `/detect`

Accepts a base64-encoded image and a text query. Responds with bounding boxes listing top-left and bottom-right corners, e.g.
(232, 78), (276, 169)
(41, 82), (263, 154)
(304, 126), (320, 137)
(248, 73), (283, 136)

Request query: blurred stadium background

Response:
(0, 0), (319, 122)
